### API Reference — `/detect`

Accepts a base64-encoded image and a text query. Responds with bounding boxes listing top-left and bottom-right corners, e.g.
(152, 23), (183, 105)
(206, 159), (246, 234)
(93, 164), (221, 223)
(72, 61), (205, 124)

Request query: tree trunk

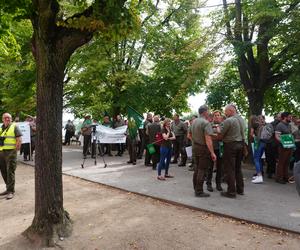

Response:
(23, 36), (72, 247)
(246, 90), (264, 116)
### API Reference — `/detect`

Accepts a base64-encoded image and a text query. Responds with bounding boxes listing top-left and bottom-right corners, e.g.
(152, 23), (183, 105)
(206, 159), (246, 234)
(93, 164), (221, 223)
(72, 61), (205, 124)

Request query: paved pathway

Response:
(20, 145), (300, 234)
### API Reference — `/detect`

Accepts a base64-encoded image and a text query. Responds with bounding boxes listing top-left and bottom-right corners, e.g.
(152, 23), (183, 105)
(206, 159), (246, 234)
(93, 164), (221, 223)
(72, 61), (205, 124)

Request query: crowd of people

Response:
(74, 105), (300, 198)
(0, 106), (299, 200)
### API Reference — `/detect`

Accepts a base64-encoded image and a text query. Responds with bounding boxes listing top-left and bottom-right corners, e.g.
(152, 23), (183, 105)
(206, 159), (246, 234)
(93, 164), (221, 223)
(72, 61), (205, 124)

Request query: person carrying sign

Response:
(0, 113), (22, 200)
(275, 112), (294, 184)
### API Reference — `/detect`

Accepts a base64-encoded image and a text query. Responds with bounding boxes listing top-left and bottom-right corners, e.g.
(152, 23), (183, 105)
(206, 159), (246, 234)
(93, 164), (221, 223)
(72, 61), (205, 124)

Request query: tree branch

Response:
(222, 0), (233, 40)
(234, 0), (242, 41)
(267, 70), (291, 87)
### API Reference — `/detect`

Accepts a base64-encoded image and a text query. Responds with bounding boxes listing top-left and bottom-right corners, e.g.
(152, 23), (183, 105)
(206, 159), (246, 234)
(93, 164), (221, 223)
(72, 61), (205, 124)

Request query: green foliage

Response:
(0, 18), (36, 117)
(64, 0), (212, 118)
(207, 0), (300, 115)
(206, 60), (300, 116)
(205, 62), (248, 115)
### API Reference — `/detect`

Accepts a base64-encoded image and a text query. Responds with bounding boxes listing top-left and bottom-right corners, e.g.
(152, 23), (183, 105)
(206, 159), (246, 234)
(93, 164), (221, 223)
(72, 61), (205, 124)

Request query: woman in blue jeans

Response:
(250, 115), (266, 184)
(157, 118), (176, 180)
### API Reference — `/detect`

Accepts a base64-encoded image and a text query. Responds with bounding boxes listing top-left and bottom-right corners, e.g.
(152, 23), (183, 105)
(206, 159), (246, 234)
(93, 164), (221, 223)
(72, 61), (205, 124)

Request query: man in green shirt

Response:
(81, 115), (92, 159)
(171, 114), (188, 166)
(190, 105), (216, 197)
(218, 104), (246, 198)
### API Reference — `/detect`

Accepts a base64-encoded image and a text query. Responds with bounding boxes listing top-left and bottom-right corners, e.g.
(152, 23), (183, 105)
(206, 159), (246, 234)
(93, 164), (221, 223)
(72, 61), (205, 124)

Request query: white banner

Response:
(94, 125), (127, 144)
(17, 122), (31, 144)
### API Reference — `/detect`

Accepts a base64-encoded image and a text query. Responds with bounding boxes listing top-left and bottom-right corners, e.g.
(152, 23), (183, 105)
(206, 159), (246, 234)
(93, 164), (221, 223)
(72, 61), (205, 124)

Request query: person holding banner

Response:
(275, 112), (294, 184)
(0, 113), (22, 200)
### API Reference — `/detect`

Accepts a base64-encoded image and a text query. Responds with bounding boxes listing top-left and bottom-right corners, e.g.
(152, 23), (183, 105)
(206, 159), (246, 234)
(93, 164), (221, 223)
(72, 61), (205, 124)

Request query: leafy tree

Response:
(218, 0), (300, 115)
(0, 0), (139, 246)
(64, 0), (212, 118)
(0, 16), (36, 117)
(206, 60), (300, 116)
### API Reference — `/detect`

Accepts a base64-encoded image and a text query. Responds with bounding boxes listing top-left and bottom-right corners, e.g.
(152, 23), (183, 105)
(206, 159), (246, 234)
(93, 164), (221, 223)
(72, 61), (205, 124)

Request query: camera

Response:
(90, 124), (97, 133)
(0, 136), (5, 146)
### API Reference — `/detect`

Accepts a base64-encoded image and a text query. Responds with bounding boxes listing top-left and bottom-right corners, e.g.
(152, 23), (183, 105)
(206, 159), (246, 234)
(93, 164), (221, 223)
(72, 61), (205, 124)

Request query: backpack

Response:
(154, 132), (164, 145)
(260, 124), (274, 141)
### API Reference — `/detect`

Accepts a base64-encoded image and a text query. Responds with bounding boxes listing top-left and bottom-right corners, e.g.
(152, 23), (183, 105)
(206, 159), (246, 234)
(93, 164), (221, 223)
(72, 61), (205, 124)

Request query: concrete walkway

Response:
(20, 145), (300, 234)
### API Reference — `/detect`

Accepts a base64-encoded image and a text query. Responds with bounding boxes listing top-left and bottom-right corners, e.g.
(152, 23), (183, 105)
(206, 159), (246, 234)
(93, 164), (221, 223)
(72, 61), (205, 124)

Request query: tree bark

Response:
(23, 33), (72, 247)
(246, 90), (264, 116)
(23, 1), (93, 246)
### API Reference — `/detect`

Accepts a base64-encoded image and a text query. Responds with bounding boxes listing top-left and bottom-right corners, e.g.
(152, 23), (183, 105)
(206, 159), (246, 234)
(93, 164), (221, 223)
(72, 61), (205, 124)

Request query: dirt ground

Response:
(0, 164), (300, 250)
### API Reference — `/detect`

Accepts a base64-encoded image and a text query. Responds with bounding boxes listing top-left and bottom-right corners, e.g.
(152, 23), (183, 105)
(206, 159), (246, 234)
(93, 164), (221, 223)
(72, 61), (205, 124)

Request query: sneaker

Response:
(6, 193), (14, 200)
(252, 175), (263, 184)
(178, 163), (186, 167)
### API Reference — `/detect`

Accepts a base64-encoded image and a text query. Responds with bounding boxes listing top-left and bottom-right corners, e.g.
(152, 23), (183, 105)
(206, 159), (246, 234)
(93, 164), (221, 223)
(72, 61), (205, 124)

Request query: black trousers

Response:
(83, 135), (91, 156)
(206, 149), (223, 186)
(172, 135), (187, 164)
(128, 138), (137, 163)
(223, 142), (244, 195)
(265, 142), (278, 175)
(193, 144), (214, 194)
(0, 150), (17, 193)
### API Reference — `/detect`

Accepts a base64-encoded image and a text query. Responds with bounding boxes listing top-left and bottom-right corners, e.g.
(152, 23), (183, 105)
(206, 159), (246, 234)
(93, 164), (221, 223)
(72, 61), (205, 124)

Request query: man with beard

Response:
(275, 112), (294, 184)
(265, 113), (281, 178)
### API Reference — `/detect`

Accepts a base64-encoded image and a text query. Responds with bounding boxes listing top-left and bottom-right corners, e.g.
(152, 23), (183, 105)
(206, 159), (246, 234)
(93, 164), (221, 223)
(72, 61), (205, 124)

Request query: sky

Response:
(187, 0), (227, 112)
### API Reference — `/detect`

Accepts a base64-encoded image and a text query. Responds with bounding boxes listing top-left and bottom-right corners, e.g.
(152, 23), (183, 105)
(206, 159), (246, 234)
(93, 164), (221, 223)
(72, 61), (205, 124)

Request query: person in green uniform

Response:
(190, 105), (216, 197)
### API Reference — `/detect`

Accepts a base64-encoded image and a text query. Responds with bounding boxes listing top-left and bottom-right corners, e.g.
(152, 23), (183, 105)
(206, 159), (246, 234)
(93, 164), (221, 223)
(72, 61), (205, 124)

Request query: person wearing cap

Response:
(0, 113), (22, 200)
(81, 115), (92, 159)
(190, 105), (216, 197)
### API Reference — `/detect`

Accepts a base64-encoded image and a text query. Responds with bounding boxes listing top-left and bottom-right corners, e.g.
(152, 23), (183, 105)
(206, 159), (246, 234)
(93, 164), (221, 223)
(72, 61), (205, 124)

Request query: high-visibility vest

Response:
(0, 123), (17, 150)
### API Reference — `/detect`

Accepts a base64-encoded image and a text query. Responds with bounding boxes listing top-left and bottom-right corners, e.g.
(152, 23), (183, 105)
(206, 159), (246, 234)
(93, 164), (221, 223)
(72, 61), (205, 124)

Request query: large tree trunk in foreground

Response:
(23, 1), (93, 246)
(23, 36), (72, 247)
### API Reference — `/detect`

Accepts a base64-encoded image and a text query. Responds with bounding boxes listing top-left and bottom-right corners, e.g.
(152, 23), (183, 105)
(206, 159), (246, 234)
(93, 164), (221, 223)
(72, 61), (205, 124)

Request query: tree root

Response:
(23, 210), (73, 247)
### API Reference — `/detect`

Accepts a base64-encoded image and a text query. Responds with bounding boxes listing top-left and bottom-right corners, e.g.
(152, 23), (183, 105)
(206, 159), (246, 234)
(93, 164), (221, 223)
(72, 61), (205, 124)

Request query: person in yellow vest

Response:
(0, 113), (22, 200)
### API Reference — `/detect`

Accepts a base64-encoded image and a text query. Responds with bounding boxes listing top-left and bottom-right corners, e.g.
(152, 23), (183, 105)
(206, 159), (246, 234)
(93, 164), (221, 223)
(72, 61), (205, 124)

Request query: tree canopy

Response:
(64, 0), (212, 118)
(206, 0), (300, 115)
